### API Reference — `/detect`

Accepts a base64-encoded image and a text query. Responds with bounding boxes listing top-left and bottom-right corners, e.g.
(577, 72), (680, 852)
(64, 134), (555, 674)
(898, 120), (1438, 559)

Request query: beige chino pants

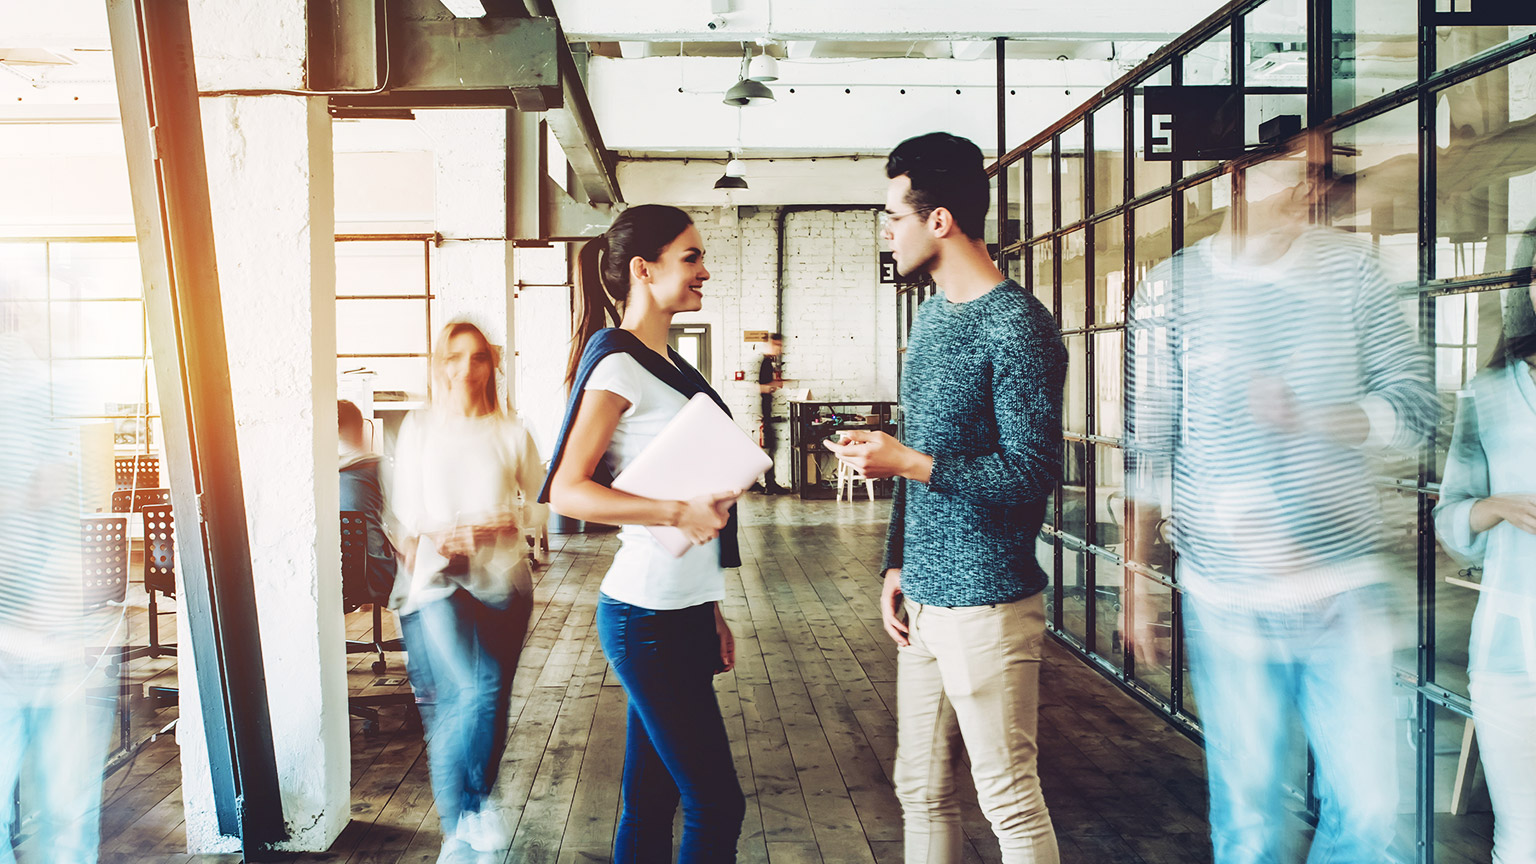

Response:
(893, 592), (1060, 864)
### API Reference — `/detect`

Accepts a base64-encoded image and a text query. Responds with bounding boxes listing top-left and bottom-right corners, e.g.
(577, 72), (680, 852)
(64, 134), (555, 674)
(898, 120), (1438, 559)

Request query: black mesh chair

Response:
(113, 455), (160, 492)
(341, 510), (414, 735)
(81, 515), (130, 610)
(111, 486), (171, 515)
(114, 494), (177, 662)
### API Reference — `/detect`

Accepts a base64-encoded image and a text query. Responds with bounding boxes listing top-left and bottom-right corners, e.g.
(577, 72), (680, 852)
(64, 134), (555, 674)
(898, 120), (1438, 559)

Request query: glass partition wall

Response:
(980, 3), (1535, 861)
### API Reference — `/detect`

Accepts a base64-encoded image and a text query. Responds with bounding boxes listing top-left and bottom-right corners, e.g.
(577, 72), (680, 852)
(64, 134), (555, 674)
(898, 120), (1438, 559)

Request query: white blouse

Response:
(390, 409), (548, 612)
(1434, 359), (1536, 681)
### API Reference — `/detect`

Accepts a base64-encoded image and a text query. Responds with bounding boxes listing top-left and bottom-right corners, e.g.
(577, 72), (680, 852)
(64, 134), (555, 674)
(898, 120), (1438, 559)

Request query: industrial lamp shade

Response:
(724, 158), (747, 177)
(714, 173), (749, 189)
(747, 53), (779, 82)
(722, 78), (775, 106)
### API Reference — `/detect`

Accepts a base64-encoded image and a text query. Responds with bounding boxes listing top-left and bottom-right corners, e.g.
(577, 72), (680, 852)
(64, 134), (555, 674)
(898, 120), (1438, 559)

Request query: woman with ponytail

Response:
(541, 205), (747, 862)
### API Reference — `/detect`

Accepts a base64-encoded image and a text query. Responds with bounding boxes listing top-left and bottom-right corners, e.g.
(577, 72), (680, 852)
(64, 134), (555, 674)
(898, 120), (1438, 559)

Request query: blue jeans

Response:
(0, 656), (113, 864)
(404, 588), (531, 834)
(597, 594), (745, 864)
(1184, 584), (1398, 864)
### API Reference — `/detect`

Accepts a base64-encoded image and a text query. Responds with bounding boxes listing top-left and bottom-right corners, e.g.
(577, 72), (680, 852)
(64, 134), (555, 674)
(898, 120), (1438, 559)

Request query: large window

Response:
(0, 240), (158, 451)
(335, 237), (433, 400)
(985, 2), (1536, 860)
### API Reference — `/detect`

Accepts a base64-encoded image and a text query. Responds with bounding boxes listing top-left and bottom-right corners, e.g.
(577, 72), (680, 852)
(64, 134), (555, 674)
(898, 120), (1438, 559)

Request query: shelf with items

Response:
(788, 400), (899, 500)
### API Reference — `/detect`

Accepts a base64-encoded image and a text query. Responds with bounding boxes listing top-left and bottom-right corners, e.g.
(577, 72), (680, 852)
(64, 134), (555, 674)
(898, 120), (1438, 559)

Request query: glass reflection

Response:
(1061, 229), (1087, 331)
(1094, 217), (1127, 326)
(1061, 123), (1086, 228)
(1332, 0), (1418, 112)
(1093, 98), (1126, 213)
(1033, 146), (1054, 237)
(1435, 52), (1536, 280)
(1330, 103), (1421, 286)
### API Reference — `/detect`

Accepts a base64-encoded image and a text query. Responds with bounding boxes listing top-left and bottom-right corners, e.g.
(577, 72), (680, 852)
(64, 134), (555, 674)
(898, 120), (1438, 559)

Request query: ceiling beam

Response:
(552, 0), (1209, 43)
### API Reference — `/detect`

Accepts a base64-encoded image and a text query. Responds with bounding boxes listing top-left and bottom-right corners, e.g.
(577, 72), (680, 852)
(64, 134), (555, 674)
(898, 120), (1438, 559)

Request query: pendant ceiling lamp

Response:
(723, 44), (776, 106)
(715, 154), (749, 189)
(747, 53), (779, 82)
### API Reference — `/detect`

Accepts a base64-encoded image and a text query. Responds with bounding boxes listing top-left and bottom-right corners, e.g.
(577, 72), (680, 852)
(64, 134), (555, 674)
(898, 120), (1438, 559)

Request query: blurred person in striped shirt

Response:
(1124, 141), (1437, 864)
(0, 277), (119, 864)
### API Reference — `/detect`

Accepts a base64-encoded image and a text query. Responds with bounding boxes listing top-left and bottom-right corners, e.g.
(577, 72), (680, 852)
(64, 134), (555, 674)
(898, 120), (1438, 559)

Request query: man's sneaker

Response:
(456, 806), (512, 853)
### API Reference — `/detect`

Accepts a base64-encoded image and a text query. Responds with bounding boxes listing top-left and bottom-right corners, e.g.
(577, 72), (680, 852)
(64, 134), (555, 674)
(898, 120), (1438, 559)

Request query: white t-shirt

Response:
(584, 352), (724, 610)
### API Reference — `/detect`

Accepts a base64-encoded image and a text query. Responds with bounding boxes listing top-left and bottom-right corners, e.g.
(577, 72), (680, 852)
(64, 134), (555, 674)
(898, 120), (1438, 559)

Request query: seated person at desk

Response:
(338, 399), (398, 607)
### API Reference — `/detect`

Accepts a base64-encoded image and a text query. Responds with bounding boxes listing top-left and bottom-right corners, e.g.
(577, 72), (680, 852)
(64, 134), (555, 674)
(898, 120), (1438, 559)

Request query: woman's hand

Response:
(714, 604), (735, 675)
(1471, 494), (1536, 535)
(675, 491), (738, 546)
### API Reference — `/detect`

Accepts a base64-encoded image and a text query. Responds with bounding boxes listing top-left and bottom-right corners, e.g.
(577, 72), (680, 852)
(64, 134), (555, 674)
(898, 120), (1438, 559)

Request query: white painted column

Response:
(415, 110), (515, 407)
(175, 93), (349, 853)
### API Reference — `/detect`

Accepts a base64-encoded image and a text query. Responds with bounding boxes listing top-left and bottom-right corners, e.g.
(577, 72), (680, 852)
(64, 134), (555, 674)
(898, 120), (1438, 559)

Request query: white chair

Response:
(525, 522), (549, 565)
(835, 459), (875, 502)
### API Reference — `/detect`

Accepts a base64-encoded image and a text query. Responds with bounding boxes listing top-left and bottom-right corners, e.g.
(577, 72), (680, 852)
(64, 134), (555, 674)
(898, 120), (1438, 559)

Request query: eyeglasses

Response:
(879, 208), (934, 231)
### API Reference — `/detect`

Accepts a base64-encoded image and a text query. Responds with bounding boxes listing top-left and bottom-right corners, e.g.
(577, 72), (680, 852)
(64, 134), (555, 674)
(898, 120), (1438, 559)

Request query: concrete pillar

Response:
(415, 110), (516, 408)
(174, 93), (348, 853)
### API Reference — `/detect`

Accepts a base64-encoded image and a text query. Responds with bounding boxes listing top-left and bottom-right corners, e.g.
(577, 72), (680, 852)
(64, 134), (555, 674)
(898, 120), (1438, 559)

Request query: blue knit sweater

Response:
(884, 279), (1066, 607)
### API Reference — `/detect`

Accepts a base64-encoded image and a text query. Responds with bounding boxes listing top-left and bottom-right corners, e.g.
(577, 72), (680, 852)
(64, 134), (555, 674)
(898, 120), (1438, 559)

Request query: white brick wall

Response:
(676, 206), (898, 481)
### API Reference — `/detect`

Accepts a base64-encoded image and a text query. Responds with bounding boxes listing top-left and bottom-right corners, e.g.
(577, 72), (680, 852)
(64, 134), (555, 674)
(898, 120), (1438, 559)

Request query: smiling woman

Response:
(540, 203), (748, 864)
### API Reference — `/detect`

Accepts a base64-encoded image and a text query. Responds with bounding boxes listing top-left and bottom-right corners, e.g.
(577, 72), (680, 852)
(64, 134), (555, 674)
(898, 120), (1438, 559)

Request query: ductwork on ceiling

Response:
(308, 0), (621, 206)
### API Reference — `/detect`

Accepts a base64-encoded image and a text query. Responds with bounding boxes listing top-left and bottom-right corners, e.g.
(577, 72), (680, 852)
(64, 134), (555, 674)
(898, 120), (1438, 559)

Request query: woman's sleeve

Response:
(1432, 389), (1490, 563)
(584, 354), (642, 410)
(389, 411), (425, 539)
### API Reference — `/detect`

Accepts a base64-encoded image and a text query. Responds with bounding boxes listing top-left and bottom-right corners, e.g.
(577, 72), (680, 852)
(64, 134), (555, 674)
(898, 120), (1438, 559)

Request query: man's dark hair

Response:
(338, 399), (363, 432)
(886, 132), (990, 240)
(767, 332), (783, 342)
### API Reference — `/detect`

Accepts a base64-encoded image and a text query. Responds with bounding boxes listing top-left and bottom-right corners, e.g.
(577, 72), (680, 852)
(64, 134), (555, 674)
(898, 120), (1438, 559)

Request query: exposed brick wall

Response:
(675, 206), (898, 482)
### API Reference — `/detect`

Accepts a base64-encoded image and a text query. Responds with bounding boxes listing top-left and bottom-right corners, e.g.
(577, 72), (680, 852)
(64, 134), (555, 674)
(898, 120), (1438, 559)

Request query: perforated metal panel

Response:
(142, 504), (176, 597)
(113, 454), (160, 491)
(81, 515), (130, 609)
(111, 485), (172, 514)
(340, 511), (367, 613)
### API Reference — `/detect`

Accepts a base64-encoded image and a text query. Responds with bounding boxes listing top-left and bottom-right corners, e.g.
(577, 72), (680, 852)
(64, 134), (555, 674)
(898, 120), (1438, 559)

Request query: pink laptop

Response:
(611, 393), (773, 557)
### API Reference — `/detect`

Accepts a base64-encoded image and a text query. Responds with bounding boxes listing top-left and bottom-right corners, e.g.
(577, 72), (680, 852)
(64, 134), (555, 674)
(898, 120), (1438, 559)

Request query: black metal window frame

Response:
(975, 1), (1536, 859)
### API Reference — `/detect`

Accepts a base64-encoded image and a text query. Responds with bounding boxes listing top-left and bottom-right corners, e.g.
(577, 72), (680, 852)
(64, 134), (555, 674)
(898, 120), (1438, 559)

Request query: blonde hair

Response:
(430, 320), (501, 416)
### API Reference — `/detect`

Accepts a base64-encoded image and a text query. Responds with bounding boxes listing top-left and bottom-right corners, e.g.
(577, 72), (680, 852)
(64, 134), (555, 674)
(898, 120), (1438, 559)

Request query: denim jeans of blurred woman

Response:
(0, 654), (114, 864)
(597, 595), (745, 863)
(1184, 579), (1398, 864)
(402, 585), (532, 836)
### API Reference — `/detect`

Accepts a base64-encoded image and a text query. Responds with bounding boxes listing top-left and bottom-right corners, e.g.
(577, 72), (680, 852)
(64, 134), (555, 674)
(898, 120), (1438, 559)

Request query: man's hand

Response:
(880, 569), (909, 647)
(824, 431), (932, 482)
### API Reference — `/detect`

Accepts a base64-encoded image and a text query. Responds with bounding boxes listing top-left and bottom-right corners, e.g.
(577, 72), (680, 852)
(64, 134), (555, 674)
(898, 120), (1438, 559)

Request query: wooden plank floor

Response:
(91, 495), (1218, 864)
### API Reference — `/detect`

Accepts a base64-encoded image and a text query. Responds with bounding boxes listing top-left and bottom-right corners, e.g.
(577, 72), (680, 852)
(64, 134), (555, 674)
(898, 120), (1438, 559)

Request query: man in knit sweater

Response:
(826, 132), (1066, 864)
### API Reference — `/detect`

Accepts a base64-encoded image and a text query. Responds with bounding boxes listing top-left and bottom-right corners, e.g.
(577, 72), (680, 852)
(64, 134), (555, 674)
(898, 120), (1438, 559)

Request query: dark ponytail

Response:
(565, 204), (695, 389)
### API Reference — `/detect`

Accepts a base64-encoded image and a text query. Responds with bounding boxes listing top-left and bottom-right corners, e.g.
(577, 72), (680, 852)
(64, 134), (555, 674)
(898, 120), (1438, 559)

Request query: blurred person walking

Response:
(0, 285), (118, 864)
(1124, 145), (1437, 863)
(390, 321), (547, 863)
